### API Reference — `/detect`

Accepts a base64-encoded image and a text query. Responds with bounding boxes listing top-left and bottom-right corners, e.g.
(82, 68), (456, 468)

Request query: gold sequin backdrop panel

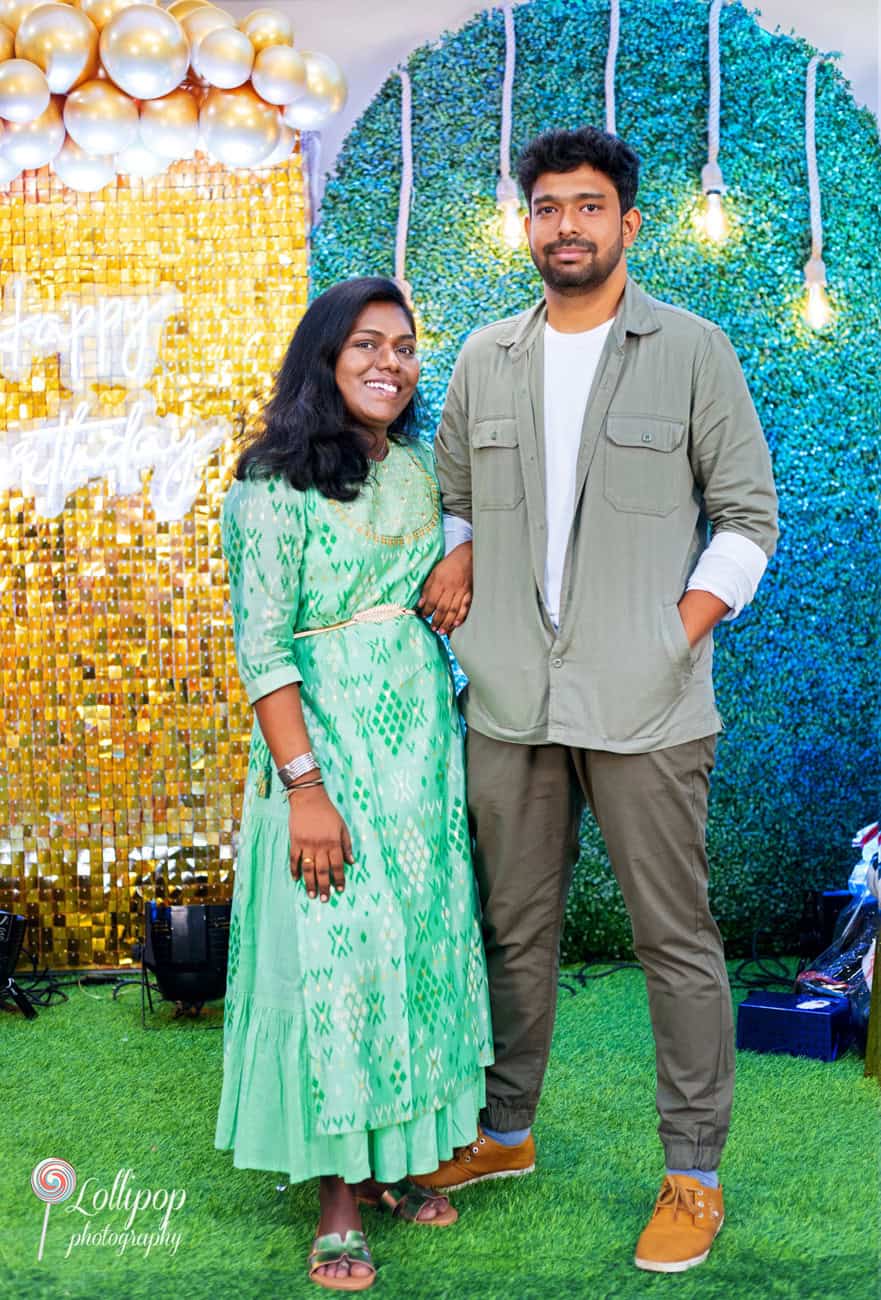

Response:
(0, 153), (308, 969)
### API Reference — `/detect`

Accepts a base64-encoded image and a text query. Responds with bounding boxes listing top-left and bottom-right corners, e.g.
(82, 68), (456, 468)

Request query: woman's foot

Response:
(313, 1178), (374, 1283)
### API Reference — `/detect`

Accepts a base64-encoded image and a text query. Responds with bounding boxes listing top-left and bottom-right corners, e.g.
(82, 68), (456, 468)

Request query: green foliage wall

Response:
(312, 0), (881, 958)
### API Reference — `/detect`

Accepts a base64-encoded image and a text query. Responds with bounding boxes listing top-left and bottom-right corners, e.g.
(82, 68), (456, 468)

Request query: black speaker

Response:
(0, 911), (37, 1019)
(144, 902), (231, 1009)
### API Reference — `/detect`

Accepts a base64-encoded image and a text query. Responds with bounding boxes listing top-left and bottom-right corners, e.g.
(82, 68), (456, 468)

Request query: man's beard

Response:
(533, 233), (624, 294)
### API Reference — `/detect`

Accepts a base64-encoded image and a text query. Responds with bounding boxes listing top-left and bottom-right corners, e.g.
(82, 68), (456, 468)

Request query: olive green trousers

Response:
(466, 728), (733, 1172)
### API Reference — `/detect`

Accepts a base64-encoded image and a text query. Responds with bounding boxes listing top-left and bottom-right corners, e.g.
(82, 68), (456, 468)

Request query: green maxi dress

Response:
(214, 438), (493, 1185)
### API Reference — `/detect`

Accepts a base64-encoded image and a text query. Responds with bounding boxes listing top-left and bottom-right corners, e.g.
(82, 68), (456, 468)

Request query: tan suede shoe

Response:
(634, 1174), (724, 1272)
(412, 1128), (536, 1192)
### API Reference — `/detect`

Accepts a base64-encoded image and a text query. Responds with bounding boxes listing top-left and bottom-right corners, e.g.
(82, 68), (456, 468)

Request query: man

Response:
(416, 126), (778, 1273)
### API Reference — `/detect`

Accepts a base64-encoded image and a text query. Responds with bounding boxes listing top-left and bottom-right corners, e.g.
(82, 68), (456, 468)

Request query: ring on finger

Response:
(302, 857), (314, 865)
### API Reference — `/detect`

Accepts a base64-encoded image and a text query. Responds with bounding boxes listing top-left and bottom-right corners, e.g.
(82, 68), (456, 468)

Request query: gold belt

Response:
(292, 603), (416, 640)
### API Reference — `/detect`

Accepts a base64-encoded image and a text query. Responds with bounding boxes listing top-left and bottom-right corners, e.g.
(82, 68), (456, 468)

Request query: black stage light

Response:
(0, 911), (38, 1019)
(143, 902), (231, 1019)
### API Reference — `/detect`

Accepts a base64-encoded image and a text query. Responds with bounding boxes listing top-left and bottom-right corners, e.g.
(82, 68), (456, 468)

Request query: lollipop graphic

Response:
(31, 1158), (77, 1261)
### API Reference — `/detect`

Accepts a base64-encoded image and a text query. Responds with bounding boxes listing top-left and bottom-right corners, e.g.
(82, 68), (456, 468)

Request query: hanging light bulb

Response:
(496, 175), (523, 250)
(803, 255), (832, 330)
(704, 190), (729, 243)
(700, 161), (729, 244)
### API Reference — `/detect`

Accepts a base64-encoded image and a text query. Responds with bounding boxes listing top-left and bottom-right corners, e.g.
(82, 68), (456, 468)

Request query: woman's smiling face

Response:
(334, 300), (419, 439)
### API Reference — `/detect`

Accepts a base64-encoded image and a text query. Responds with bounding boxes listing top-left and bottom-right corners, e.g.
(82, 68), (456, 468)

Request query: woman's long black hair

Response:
(235, 276), (420, 501)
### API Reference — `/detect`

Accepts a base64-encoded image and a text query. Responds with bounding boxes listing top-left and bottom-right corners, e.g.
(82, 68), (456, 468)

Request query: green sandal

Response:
(357, 1178), (458, 1227)
(308, 1230), (376, 1292)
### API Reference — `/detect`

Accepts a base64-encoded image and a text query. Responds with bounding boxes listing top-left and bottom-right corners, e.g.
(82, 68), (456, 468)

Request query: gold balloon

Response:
(181, 3), (232, 51)
(99, 5), (189, 99)
(77, 0), (156, 34)
(0, 21), (15, 57)
(281, 51), (347, 130)
(138, 85), (198, 158)
(0, 0), (52, 34)
(190, 23), (251, 88)
(0, 56), (49, 121)
(199, 82), (278, 166)
(0, 91), (63, 165)
(238, 7), (292, 54)
(14, 3), (99, 93)
(64, 75), (137, 152)
(251, 43), (304, 106)
(50, 133), (114, 189)
(166, 0), (209, 18)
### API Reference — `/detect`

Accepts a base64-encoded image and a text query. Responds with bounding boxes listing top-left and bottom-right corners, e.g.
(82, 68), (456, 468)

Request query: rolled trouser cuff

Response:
(662, 1139), (725, 1173)
(482, 1102), (537, 1133)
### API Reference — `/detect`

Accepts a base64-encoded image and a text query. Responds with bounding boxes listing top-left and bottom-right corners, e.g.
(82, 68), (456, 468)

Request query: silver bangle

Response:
(277, 751), (319, 788)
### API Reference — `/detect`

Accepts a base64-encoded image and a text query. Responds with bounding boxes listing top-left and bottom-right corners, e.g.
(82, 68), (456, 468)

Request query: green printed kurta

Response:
(214, 439), (493, 1185)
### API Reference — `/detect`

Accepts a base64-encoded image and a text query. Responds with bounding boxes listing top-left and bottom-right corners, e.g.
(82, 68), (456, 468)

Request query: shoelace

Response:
(652, 1177), (704, 1221)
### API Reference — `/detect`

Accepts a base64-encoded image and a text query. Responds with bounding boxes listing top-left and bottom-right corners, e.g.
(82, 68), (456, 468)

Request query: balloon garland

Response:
(0, 0), (348, 191)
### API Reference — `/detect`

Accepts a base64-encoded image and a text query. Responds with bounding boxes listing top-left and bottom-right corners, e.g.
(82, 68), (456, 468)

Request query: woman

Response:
(214, 277), (492, 1291)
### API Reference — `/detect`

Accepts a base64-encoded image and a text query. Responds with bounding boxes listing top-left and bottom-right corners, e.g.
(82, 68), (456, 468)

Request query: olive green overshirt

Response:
(435, 277), (779, 752)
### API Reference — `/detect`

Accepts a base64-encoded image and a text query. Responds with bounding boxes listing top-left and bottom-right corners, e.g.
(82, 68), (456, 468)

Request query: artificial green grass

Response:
(3, 969), (879, 1300)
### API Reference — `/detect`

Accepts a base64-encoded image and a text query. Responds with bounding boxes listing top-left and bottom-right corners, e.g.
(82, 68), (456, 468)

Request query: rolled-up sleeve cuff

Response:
(686, 530), (768, 621)
(443, 512), (474, 555)
(244, 664), (303, 705)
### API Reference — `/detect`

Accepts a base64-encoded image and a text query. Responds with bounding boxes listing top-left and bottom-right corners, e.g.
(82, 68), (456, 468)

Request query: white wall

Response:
(227, 0), (879, 186)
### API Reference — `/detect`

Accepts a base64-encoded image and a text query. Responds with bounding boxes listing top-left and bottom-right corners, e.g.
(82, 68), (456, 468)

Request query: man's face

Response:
(525, 163), (637, 293)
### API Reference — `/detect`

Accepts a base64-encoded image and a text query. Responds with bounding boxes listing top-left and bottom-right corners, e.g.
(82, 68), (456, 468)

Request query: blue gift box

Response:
(736, 990), (853, 1061)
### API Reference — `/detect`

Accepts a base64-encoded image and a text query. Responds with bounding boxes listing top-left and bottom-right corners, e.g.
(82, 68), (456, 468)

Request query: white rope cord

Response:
(604, 0), (620, 135)
(394, 67), (413, 289)
(499, 2), (516, 186)
(707, 0), (722, 170)
(805, 54), (823, 261)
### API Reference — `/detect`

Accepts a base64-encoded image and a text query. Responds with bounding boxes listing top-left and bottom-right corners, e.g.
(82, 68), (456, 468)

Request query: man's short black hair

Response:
(516, 126), (640, 215)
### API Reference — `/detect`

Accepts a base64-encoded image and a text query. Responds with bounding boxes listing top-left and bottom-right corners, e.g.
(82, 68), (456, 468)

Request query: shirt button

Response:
(552, 657), (563, 668)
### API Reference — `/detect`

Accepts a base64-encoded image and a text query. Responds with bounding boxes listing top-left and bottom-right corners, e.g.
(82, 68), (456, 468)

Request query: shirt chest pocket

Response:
(603, 415), (689, 517)
(470, 418), (525, 510)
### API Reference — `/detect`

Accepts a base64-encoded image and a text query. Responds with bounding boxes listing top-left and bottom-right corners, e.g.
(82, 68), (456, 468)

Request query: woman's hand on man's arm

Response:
(418, 541), (473, 636)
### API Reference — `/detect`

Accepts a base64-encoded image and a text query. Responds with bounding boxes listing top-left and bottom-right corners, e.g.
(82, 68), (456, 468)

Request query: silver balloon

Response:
(191, 23), (252, 87)
(1, 91), (63, 166)
(254, 117), (294, 167)
(251, 43), (304, 106)
(51, 134), (114, 190)
(99, 5), (189, 100)
(0, 21), (14, 58)
(115, 138), (166, 176)
(0, 149), (20, 182)
(199, 83), (279, 166)
(64, 76), (138, 153)
(14, 3), (99, 93)
(138, 86), (198, 158)
(0, 56), (49, 120)
(238, 7), (292, 54)
(281, 51), (346, 130)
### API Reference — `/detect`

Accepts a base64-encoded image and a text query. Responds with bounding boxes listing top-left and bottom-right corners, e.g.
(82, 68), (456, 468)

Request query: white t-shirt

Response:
(542, 320), (614, 625)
